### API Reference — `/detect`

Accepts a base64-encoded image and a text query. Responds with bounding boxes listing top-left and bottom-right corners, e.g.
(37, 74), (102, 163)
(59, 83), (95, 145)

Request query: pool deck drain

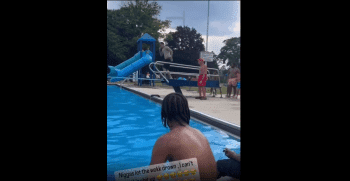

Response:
(111, 83), (240, 139)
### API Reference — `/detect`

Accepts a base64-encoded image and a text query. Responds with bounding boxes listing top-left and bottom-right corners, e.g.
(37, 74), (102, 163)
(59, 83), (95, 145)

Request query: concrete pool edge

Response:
(111, 84), (240, 139)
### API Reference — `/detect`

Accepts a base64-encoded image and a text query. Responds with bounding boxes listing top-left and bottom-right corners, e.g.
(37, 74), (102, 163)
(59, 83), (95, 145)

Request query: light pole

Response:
(206, 0), (210, 52)
(205, 0), (210, 66)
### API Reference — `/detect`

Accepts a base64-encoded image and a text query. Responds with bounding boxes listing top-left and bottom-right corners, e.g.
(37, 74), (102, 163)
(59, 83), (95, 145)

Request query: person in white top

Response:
(159, 42), (173, 79)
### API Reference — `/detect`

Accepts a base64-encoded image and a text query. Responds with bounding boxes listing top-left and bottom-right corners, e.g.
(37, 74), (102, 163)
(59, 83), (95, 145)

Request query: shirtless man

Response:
(150, 93), (217, 181)
(227, 63), (240, 98)
(195, 58), (208, 100)
(234, 71), (241, 99)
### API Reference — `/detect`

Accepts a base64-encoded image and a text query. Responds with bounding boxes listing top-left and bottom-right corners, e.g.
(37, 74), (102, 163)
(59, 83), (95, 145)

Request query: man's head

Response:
(197, 58), (205, 65)
(160, 42), (165, 48)
(161, 93), (190, 129)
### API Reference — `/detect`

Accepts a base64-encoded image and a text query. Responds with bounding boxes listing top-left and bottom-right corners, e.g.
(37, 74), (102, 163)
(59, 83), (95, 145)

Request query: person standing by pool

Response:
(210, 71), (222, 97)
(234, 71), (241, 99)
(227, 63), (240, 98)
(159, 42), (173, 79)
(217, 148), (241, 180)
(195, 58), (208, 100)
(150, 93), (218, 181)
(209, 71), (217, 96)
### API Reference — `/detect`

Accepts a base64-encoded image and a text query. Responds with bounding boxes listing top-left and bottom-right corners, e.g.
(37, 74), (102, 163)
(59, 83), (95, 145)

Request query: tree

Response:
(162, 26), (205, 76)
(107, 9), (128, 66)
(107, 0), (170, 71)
(217, 37), (240, 66)
(163, 26), (223, 77)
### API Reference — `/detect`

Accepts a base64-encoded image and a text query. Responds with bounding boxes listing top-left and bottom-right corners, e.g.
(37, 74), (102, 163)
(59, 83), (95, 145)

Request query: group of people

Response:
(158, 42), (209, 100)
(147, 43), (241, 180)
(150, 93), (240, 181)
(158, 41), (240, 100)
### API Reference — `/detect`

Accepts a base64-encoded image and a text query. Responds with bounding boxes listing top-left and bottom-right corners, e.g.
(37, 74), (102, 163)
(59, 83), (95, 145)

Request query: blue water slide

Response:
(108, 50), (152, 78)
(111, 53), (153, 82)
(107, 66), (118, 77)
(115, 50), (151, 70)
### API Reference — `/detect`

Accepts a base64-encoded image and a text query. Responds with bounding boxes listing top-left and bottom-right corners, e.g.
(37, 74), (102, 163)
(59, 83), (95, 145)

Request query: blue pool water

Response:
(107, 85), (240, 179)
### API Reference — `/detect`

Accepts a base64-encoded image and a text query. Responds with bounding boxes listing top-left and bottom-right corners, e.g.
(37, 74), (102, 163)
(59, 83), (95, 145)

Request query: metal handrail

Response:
(154, 61), (218, 70)
(108, 77), (161, 81)
(149, 61), (221, 84)
(152, 70), (220, 76)
(120, 78), (128, 86)
(153, 71), (221, 78)
(149, 62), (170, 83)
(155, 61), (220, 73)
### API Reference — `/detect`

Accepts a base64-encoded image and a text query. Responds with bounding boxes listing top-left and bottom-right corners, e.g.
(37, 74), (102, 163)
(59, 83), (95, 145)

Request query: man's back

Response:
(164, 126), (217, 181)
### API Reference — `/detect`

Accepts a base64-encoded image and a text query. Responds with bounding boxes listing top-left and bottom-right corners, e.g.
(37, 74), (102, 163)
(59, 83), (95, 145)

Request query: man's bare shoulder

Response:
(159, 132), (178, 143)
(158, 133), (170, 141)
(154, 133), (174, 151)
(192, 127), (206, 137)
(163, 128), (195, 140)
(163, 127), (207, 142)
(158, 132), (182, 150)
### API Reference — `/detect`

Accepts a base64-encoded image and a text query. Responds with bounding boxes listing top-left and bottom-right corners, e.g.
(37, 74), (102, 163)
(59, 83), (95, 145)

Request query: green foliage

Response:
(167, 26), (205, 52)
(162, 26), (205, 76)
(162, 26), (222, 77)
(107, 0), (170, 68)
(107, 9), (128, 65)
(221, 69), (229, 76)
(165, 33), (173, 42)
(217, 37), (240, 66)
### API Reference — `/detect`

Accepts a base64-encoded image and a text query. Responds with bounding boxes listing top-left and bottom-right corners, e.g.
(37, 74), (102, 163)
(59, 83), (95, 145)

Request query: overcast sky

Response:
(107, 0), (240, 68)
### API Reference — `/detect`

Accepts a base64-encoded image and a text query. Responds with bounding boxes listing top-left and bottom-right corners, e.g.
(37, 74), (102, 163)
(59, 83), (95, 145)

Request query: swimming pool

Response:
(107, 85), (240, 180)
